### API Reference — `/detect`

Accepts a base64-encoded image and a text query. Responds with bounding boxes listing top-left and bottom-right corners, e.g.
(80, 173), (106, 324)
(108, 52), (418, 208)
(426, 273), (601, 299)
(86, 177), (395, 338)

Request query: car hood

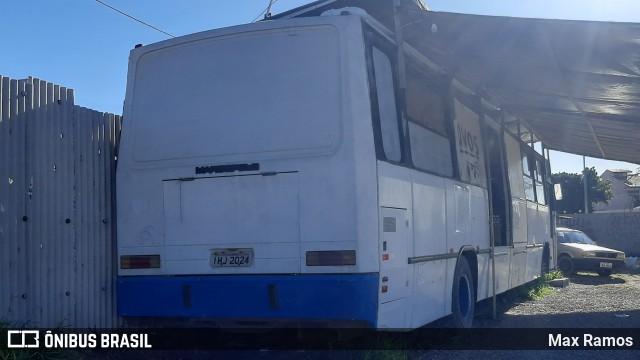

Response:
(559, 243), (624, 254)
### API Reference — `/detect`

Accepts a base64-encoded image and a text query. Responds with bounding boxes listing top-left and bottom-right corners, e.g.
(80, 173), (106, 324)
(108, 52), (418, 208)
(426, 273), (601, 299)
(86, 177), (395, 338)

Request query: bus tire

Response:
(451, 256), (475, 328)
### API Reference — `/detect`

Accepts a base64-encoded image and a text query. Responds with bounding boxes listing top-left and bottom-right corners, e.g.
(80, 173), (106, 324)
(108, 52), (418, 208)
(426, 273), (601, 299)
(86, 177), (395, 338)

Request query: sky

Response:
(1, 0), (639, 175)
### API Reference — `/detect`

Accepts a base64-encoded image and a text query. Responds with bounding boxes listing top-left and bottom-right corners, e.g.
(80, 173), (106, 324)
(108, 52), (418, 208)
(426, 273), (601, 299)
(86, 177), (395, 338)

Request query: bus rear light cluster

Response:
(120, 255), (161, 269)
(305, 250), (356, 266)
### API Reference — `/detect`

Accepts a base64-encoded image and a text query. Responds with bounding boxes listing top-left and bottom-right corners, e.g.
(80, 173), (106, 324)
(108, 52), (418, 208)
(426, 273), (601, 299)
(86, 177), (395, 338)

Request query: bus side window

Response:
(405, 62), (452, 177)
(372, 47), (402, 162)
(522, 152), (536, 202)
(522, 149), (547, 205)
(535, 158), (547, 205)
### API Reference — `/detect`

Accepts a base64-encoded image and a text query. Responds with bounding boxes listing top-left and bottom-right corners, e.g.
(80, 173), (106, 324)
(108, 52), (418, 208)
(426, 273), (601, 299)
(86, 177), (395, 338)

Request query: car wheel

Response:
(451, 256), (475, 328)
(558, 256), (574, 276)
(597, 269), (612, 277)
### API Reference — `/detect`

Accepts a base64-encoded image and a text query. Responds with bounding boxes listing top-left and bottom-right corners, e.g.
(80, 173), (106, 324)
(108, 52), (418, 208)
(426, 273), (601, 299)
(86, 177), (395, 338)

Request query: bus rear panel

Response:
(116, 16), (381, 327)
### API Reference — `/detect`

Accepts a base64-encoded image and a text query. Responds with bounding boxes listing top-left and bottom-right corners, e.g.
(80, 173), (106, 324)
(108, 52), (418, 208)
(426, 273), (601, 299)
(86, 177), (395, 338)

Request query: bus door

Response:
(485, 121), (512, 294)
(504, 132), (528, 287)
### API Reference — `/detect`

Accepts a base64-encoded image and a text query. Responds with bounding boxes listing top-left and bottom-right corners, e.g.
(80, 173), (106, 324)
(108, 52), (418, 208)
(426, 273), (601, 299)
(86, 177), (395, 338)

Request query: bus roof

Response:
(272, 0), (640, 165)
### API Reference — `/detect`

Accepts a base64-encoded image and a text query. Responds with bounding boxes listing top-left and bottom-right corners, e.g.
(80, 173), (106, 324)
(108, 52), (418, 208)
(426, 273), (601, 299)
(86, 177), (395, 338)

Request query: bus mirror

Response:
(554, 183), (563, 201)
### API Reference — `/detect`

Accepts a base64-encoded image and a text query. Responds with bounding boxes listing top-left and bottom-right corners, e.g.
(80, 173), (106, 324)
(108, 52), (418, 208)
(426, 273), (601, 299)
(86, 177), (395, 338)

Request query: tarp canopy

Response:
(272, 0), (640, 164)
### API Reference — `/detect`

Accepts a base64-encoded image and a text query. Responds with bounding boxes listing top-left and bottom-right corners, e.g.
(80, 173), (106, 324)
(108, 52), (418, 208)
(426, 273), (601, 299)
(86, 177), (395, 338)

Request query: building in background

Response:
(593, 169), (640, 212)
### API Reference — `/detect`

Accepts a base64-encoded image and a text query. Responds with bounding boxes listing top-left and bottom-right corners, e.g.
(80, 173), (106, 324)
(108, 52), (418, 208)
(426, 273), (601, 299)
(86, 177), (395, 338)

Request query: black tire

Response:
(558, 256), (574, 276)
(597, 269), (612, 277)
(451, 256), (475, 328)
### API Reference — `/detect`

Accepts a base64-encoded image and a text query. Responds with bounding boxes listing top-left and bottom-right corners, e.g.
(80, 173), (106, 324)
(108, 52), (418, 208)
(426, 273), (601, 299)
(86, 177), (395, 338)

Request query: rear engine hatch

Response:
(163, 172), (300, 274)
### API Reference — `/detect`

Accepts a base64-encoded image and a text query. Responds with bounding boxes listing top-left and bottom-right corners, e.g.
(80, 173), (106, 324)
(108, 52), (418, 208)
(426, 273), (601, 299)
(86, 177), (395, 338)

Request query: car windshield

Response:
(558, 231), (596, 244)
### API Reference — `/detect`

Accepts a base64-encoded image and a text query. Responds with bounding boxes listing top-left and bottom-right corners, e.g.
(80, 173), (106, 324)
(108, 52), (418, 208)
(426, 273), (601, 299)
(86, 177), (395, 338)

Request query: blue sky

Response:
(1, 0), (639, 174)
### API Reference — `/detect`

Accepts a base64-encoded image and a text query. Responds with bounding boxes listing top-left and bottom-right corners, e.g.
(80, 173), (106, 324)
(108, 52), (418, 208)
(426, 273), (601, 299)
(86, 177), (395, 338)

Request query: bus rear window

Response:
(130, 26), (342, 162)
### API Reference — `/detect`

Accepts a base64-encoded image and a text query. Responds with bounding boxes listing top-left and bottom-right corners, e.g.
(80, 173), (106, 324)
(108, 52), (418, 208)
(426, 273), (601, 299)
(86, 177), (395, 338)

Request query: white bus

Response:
(116, 6), (554, 329)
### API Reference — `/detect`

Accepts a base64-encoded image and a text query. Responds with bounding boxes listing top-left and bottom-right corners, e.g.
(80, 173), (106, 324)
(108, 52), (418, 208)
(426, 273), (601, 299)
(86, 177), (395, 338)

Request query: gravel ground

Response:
(475, 272), (640, 328)
(416, 270), (640, 360)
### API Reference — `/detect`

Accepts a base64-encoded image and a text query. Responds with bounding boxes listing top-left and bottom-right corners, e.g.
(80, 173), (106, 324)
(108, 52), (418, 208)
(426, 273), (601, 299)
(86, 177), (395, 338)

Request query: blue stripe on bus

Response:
(117, 273), (379, 327)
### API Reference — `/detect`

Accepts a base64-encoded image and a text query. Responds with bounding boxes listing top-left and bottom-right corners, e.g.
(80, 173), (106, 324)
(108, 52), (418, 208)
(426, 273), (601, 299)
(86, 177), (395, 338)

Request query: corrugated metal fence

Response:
(0, 75), (121, 328)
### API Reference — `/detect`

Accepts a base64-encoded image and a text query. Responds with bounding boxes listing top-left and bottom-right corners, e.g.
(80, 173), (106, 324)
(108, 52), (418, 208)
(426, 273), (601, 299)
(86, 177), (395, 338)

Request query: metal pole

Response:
(479, 104), (497, 321)
(393, 0), (407, 103)
(583, 156), (589, 214)
(264, 0), (275, 19)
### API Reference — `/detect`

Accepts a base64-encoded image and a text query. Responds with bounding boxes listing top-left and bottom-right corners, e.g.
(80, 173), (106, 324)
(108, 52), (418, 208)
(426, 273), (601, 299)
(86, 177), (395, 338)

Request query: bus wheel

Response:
(451, 256), (475, 328)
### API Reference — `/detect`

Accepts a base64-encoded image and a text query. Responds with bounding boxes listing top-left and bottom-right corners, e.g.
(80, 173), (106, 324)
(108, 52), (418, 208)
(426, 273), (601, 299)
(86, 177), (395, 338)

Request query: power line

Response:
(252, 0), (280, 22)
(95, 0), (175, 38)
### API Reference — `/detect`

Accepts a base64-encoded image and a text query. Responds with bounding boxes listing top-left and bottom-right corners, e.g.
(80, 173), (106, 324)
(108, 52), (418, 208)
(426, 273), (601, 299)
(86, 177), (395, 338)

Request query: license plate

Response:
(600, 262), (612, 268)
(210, 248), (253, 267)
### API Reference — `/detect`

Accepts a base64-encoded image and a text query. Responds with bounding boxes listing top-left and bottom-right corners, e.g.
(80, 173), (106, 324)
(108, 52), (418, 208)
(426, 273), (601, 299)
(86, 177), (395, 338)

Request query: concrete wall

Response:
(558, 212), (640, 256)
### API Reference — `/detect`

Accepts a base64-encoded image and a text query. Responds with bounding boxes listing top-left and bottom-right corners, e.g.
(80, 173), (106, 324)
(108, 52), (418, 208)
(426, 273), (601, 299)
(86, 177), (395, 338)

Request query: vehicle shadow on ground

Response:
(474, 299), (526, 324)
(569, 273), (626, 285)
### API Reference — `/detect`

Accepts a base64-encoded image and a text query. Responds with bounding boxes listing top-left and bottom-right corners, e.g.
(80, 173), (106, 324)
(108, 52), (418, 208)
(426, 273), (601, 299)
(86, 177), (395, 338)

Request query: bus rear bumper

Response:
(117, 274), (379, 327)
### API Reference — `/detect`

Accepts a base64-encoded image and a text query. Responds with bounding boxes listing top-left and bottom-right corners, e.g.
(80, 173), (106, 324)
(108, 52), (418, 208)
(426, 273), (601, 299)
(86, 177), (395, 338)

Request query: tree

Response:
(551, 167), (613, 214)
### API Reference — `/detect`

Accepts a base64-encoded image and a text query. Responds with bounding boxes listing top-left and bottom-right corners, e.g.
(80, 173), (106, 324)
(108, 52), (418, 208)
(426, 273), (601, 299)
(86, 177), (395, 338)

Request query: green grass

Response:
(544, 270), (565, 282)
(359, 335), (409, 360)
(527, 283), (555, 300)
(357, 350), (409, 360)
(329, 333), (409, 360)
(508, 270), (563, 301)
(526, 270), (564, 300)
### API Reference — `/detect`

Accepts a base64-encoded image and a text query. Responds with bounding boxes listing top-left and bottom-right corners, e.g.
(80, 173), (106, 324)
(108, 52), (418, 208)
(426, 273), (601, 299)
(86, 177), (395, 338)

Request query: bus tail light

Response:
(120, 255), (161, 269)
(306, 250), (356, 266)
